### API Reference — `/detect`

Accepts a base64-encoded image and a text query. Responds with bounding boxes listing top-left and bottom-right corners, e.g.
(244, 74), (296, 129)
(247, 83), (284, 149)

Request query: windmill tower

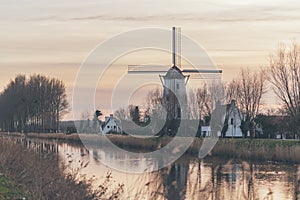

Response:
(158, 28), (188, 134)
(128, 27), (222, 136)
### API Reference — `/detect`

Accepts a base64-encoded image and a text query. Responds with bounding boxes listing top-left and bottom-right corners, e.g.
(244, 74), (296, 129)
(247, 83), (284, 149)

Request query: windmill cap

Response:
(164, 65), (185, 79)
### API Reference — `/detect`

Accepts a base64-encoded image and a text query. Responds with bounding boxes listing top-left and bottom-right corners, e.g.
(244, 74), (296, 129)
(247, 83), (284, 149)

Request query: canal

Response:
(16, 137), (300, 200)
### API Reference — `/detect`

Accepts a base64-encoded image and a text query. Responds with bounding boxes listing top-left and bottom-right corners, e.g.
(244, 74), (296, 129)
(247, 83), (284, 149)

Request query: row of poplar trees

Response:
(0, 74), (68, 133)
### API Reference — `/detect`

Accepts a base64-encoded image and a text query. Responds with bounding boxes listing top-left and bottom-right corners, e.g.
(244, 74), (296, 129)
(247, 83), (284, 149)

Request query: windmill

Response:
(128, 27), (222, 136)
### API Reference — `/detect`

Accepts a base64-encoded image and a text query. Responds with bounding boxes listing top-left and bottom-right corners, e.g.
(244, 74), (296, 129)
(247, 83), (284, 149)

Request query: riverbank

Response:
(2, 132), (300, 163)
(0, 137), (123, 199)
(0, 174), (25, 199)
(211, 138), (300, 163)
(1, 132), (81, 142)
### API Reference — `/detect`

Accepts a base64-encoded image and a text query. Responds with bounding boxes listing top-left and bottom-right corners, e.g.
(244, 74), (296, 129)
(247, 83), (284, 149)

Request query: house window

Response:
(114, 126), (116, 129)
(166, 96), (169, 101)
(176, 83), (179, 89)
(107, 126), (110, 128)
(230, 118), (234, 125)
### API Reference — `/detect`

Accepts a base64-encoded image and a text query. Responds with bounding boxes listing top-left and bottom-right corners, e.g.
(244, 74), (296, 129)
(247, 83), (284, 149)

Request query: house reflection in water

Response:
(16, 138), (300, 200)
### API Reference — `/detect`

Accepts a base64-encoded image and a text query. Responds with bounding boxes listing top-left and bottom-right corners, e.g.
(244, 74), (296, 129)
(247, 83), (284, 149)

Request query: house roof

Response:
(102, 115), (114, 128)
(103, 118), (111, 126)
(225, 100), (243, 120)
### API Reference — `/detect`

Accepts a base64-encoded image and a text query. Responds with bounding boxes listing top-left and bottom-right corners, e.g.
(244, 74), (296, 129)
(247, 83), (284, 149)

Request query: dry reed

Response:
(0, 137), (123, 199)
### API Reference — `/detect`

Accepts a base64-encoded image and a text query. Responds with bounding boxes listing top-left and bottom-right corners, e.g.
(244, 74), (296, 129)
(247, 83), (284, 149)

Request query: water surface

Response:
(20, 138), (300, 200)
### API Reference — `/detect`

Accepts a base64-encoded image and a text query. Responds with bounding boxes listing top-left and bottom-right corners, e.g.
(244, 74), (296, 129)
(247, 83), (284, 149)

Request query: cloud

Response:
(26, 3), (300, 24)
(27, 15), (59, 21)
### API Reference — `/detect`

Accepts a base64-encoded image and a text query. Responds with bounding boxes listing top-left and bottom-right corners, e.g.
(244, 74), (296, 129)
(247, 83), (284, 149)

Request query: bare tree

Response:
(188, 81), (225, 122)
(114, 107), (130, 121)
(144, 87), (164, 119)
(227, 68), (267, 137)
(195, 84), (212, 121)
(239, 68), (266, 120)
(269, 41), (300, 137)
(50, 78), (69, 132)
(208, 80), (226, 107)
(226, 79), (239, 104)
(188, 90), (199, 120)
(145, 87), (163, 108)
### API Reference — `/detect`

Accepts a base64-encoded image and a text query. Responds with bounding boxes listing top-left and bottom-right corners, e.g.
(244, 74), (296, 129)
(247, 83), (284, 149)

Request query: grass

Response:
(0, 174), (25, 199)
(0, 137), (123, 199)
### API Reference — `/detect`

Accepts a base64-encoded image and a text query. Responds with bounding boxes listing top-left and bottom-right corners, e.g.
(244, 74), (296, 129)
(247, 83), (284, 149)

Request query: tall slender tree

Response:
(269, 41), (300, 138)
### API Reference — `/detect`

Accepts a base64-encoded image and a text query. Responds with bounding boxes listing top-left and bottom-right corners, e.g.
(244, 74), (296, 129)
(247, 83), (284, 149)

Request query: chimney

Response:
(231, 100), (236, 107)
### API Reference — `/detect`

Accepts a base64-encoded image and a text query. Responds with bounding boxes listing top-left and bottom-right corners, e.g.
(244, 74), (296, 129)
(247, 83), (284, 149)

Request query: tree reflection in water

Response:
(143, 157), (299, 200)
(16, 138), (300, 200)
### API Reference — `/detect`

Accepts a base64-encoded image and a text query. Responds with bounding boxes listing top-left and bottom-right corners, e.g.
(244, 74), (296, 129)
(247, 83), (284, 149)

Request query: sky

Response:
(1, 0), (300, 120)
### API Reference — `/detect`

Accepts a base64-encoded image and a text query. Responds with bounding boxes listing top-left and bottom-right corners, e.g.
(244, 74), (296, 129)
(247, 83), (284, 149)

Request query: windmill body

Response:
(160, 65), (189, 135)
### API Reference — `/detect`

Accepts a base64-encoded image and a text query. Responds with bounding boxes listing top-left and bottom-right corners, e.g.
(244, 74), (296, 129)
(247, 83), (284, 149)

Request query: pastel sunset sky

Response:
(1, 0), (300, 119)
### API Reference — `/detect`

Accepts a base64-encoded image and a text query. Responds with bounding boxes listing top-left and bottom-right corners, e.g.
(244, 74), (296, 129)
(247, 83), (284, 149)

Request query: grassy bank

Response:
(95, 135), (300, 163)
(0, 174), (25, 199)
(0, 137), (123, 199)
(2, 132), (300, 163)
(1, 132), (81, 142)
(210, 138), (300, 163)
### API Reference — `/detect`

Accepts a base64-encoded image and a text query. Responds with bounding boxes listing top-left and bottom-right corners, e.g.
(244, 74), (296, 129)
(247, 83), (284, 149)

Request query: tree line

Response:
(0, 74), (69, 133)
(114, 41), (300, 138)
(114, 68), (266, 137)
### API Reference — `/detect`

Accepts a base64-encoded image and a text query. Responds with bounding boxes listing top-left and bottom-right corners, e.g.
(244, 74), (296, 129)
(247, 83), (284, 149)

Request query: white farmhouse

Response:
(99, 114), (122, 134)
(200, 100), (243, 138)
(223, 100), (243, 137)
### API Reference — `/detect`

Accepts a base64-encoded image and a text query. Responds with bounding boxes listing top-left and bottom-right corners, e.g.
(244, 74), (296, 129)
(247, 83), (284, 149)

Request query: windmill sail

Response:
(172, 27), (181, 68)
(128, 65), (222, 79)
